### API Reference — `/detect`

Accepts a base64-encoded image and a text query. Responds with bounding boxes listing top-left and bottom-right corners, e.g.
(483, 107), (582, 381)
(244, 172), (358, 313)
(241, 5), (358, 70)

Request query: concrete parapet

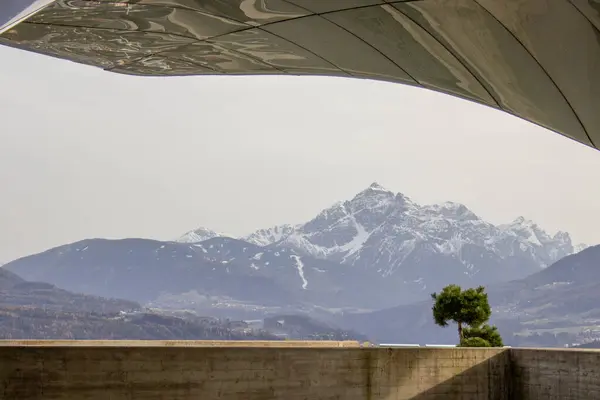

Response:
(0, 341), (509, 399)
(8, 342), (600, 399)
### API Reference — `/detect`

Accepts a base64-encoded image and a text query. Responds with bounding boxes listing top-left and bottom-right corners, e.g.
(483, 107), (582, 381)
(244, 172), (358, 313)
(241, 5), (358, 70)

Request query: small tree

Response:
(462, 324), (503, 347)
(431, 284), (491, 341)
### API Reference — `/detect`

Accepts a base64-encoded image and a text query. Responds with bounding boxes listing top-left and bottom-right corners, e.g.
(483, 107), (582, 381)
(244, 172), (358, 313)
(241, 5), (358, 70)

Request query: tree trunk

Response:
(458, 321), (463, 342)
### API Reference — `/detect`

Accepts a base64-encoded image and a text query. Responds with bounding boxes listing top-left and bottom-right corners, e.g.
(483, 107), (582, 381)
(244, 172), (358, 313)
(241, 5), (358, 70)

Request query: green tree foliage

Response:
(431, 285), (504, 347)
(459, 337), (491, 347)
(431, 284), (492, 341)
(462, 324), (503, 347)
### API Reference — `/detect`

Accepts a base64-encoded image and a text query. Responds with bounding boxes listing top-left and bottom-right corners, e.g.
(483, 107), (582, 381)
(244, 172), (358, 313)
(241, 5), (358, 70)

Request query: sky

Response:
(1, 45), (600, 262)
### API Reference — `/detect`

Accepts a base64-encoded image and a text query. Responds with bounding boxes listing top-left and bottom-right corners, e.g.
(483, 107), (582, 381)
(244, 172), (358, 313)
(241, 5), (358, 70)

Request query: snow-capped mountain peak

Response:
(421, 201), (479, 221)
(177, 227), (223, 243)
(244, 224), (297, 246)
(350, 182), (405, 207)
(367, 182), (391, 192)
(242, 184), (584, 283)
(553, 231), (570, 242)
(499, 216), (571, 249)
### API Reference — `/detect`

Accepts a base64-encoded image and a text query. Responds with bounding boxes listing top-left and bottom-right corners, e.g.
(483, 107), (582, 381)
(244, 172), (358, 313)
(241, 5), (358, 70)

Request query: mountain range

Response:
(1, 183), (593, 345)
(187, 183), (583, 278)
(175, 182), (585, 305)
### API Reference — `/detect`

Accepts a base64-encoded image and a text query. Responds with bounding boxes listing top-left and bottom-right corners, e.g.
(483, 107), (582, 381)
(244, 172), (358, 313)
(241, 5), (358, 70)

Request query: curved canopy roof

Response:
(1, 0), (599, 150)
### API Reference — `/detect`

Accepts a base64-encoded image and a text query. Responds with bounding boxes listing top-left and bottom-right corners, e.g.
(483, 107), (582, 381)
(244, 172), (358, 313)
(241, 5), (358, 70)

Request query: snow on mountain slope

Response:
(178, 224), (298, 247)
(244, 224), (297, 246)
(290, 255), (308, 290)
(177, 227), (223, 243)
(186, 237), (385, 306)
(246, 183), (582, 284)
(496, 217), (577, 267)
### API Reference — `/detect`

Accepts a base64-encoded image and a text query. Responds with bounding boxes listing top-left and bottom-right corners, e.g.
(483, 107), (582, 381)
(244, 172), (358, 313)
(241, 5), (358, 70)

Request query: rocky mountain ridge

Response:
(243, 183), (580, 273)
(177, 227), (223, 243)
(180, 183), (585, 295)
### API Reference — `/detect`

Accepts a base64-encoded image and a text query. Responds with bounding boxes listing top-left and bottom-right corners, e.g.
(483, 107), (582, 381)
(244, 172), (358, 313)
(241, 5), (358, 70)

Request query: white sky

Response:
(1, 45), (599, 262)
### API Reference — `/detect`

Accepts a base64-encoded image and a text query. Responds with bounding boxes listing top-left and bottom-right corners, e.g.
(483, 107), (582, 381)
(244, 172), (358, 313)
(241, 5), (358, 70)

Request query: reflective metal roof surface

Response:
(1, 0), (599, 150)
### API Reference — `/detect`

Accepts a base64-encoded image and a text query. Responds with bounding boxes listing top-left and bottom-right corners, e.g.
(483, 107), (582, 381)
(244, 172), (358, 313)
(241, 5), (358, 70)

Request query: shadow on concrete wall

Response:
(401, 350), (512, 400)
(363, 348), (511, 400)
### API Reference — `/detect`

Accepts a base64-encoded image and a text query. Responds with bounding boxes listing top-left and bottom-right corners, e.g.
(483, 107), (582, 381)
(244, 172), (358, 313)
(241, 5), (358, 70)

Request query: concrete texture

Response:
(512, 348), (600, 400)
(0, 341), (509, 400)
(5, 342), (600, 399)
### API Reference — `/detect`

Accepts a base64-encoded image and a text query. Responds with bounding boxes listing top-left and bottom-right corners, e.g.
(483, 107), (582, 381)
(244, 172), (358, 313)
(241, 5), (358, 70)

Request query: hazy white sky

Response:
(1, 45), (600, 262)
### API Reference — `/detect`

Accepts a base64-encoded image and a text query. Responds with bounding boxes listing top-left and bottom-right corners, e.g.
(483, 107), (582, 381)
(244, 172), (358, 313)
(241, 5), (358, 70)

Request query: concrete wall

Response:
(0, 341), (510, 400)
(512, 348), (600, 400)
(5, 341), (600, 399)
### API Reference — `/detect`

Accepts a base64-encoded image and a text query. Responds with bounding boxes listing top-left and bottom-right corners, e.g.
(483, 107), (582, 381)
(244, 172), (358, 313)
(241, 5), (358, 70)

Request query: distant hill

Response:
(488, 245), (600, 323)
(0, 268), (24, 289)
(0, 271), (360, 341)
(1, 237), (383, 316)
(0, 267), (139, 313)
(0, 269), (275, 340)
(2, 238), (298, 306)
(339, 245), (600, 347)
(0, 307), (282, 340)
